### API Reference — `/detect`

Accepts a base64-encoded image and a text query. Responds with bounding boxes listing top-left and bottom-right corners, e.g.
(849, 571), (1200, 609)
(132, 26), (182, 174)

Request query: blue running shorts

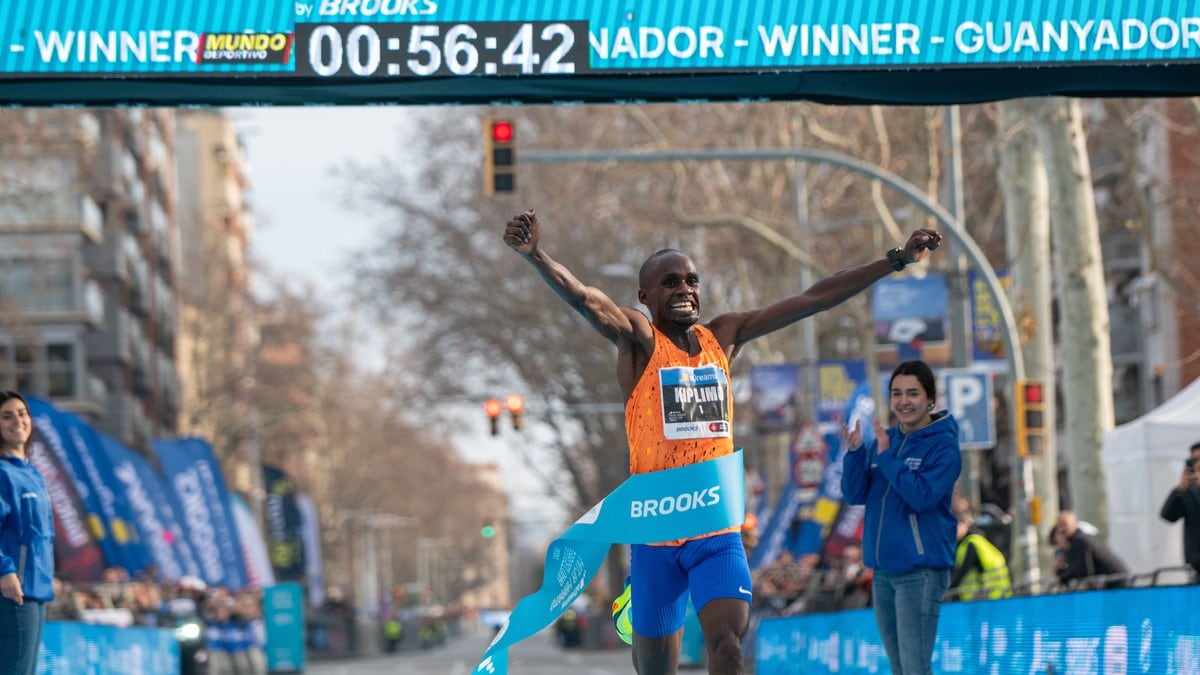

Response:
(629, 532), (752, 639)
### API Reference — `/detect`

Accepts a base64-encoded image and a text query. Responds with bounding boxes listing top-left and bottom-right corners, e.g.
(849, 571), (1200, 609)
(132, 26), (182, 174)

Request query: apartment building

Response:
(0, 109), (179, 450)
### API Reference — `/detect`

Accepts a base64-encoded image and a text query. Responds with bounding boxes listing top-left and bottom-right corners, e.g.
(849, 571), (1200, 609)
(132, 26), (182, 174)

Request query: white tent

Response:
(1102, 376), (1200, 577)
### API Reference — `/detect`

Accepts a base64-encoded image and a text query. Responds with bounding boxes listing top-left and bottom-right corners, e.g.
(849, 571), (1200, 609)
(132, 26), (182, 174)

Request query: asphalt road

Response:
(307, 627), (642, 675)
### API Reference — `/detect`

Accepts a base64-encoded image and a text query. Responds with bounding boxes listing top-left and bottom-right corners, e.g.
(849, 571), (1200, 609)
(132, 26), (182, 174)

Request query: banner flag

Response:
(26, 396), (151, 575)
(28, 437), (106, 582)
(262, 465), (306, 582)
(154, 438), (248, 589)
(473, 451), (744, 675)
(99, 433), (202, 582)
(229, 493), (275, 588)
(296, 493), (324, 608)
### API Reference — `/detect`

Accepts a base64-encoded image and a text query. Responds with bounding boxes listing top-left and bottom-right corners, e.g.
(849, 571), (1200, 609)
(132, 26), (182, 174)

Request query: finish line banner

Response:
(474, 451), (745, 675)
(3, 3), (1200, 77)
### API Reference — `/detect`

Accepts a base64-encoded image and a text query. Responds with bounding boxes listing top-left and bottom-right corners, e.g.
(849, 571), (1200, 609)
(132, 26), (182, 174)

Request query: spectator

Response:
(0, 390), (55, 675)
(950, 511), (1012, 601)
(46, 577), (81, 622)
(841, 359), (962, 675)
(832, 545), (872, 609)
(1160, 441), (1200, 577)
(1051, 511), (1130, 589)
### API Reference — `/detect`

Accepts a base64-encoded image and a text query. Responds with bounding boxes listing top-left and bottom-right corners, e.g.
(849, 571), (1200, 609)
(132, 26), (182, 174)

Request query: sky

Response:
(230, 106), (414, 299)
(232, 107), (568, 533)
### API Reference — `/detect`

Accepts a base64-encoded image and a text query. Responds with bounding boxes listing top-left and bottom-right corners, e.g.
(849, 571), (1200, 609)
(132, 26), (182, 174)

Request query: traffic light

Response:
(481, 521), (497, 539)
(483, 117), (516, 195)
(505, 394), (524, 431)
(1014, 379), (1047, 457)
(484, 398), (502, 436)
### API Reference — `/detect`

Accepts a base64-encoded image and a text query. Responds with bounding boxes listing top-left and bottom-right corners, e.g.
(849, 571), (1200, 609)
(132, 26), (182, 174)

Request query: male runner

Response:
(503, 209), (940, 674)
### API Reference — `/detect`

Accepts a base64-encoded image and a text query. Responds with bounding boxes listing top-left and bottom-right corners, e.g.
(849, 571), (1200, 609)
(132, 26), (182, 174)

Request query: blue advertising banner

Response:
(3, 2), (1200, 76)
(26, 396), (152, 575)
(154, 438), (248, 589)
(749, 363), (799, 433)
(872, 274), (949, 350)
(38, 621), (178, 675)
(99, 434), (203, 582)
(756, 585), (1200, 675)
(264, 583), (307, 673)
(748, 476), (801, 571)
(969, 268), (1011, 363)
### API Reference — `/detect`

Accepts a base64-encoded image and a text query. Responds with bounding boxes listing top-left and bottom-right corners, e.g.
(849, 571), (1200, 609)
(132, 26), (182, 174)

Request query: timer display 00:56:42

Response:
(296, 21), (589, 78)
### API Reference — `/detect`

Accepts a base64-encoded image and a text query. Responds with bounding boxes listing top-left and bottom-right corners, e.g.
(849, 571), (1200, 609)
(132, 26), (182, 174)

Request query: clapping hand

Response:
(872, 420), (889, 455)
(844, 420), (864, 450)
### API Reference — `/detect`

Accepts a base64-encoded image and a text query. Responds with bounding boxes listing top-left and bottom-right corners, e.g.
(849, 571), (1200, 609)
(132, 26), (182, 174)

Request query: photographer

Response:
(1160, 441), (1200, 577)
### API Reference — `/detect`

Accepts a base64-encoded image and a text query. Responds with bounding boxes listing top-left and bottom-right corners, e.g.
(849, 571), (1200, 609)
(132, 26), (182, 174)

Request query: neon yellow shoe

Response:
(611, 577), (633, 645)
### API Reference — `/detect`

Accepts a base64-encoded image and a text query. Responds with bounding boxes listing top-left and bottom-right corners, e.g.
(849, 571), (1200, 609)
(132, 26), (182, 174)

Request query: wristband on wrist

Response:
(886, 247), (907, 272)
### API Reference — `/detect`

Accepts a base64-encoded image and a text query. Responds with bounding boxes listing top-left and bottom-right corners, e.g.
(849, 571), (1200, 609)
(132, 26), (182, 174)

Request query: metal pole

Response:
(944, 106), (981, 512)
(794, 158), (819, 497)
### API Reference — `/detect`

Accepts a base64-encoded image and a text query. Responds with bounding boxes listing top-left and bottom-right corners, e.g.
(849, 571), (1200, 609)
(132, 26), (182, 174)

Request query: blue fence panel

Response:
(756, 585), (1200, 674)
(38, 621), (179, 674)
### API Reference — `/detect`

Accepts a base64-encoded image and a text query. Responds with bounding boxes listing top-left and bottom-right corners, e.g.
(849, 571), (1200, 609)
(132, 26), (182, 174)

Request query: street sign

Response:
(943, 368), (995, 450)
(790, 422), (826, 502)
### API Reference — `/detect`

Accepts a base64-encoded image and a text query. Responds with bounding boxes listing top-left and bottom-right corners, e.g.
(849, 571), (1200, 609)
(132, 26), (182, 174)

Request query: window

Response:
(14, 343), (36, 393)
(46, 343), (74, 397)
(2, 341), (78, 398)
(0, 258), (73, 311)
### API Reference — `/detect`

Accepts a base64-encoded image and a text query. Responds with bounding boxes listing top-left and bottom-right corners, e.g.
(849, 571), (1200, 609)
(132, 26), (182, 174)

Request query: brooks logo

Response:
(630, 485), (721, 518)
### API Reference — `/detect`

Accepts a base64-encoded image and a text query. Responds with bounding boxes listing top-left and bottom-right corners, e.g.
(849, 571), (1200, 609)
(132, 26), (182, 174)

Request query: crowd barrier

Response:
(37, 621), (179, 675)
(755, 582), (1200, 674)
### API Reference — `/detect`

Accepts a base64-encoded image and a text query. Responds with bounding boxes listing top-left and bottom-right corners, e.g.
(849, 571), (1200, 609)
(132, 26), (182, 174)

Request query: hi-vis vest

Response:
(955, 533), (1013, 600)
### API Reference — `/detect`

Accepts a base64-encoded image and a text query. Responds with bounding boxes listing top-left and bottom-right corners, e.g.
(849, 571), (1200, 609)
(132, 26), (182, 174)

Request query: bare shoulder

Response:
(705, 311), (757, 351)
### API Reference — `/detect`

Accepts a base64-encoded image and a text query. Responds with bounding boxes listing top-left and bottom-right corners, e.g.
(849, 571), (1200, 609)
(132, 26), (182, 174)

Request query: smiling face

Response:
(0, 395), (32, 456)
(638, 250), (701, 329)
(890, 373), (933, 431)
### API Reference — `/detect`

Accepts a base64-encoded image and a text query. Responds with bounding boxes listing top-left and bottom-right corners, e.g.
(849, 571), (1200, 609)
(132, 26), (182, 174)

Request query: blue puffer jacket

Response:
(841, 412), (962, 572)
(0, 453), (55, 601)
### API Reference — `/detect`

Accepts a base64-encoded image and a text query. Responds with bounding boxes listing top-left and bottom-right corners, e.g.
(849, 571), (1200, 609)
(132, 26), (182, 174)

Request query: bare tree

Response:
(1029, 98), (1114, 535)
(995, 99), (1058, 583)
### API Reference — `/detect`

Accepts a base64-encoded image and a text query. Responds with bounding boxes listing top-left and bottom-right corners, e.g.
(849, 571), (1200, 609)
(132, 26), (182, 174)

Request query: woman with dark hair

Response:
(841, 361), (961, 675)
(0, 390), (54, 675)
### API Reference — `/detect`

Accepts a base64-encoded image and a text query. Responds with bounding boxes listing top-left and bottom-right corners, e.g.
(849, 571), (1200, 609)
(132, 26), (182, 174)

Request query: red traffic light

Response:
(491, 120), (514, 143)
(1023, 382), (1044, 404)
(505, 394), (524, 414)
(484, 398), (502, 419)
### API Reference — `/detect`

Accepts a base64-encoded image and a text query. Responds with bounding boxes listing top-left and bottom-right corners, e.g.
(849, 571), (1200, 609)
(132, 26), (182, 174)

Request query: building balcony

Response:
(56, 374), (108, 418)
(1, 279), (106, 330)
(0, 193), (104, 242)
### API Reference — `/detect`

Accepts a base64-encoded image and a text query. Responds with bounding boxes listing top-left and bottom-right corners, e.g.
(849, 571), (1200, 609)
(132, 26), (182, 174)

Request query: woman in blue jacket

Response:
(0, 390), (54, 675)
(842, 361), (961, 675)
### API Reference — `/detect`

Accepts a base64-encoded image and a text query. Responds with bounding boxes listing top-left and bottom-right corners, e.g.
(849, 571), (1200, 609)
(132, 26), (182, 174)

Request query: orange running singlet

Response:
(625, 324), (738, 544)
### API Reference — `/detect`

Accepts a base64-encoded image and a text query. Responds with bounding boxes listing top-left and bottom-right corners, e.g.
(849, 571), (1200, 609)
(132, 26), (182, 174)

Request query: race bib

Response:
(658, 364), (731, 440)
